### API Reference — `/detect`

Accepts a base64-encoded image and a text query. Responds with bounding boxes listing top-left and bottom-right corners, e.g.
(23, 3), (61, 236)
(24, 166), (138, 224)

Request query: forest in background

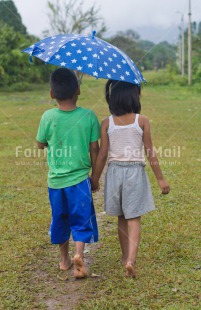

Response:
(0, 0), (201, 90)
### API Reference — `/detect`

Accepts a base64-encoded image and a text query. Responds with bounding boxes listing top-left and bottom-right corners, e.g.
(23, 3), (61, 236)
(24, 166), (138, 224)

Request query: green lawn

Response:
(0, 77), (201, 309)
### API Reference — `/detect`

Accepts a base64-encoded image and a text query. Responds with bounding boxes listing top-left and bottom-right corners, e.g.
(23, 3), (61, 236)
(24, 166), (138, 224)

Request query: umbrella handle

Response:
(79, 72), (84, 85)
(92, 30), (96, 38)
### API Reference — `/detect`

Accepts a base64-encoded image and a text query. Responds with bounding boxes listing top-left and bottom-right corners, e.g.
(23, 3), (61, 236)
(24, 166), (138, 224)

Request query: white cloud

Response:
(13, 0), (201, 38)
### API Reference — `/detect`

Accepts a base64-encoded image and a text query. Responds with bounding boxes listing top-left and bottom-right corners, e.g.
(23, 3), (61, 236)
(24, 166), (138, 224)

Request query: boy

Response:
(36, 68), (100, 278)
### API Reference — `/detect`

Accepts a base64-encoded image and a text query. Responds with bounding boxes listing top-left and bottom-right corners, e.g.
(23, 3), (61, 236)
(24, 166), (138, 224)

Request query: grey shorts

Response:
(104, 161), (155, 219)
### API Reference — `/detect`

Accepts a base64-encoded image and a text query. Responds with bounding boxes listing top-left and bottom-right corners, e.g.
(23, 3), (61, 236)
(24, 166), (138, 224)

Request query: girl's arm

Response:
(91, 118), (109, 192)
(142, 116), (170, 194)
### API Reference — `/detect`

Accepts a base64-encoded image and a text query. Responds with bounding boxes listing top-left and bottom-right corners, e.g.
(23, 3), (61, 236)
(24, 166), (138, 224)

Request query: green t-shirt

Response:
(36, 107), (100, 189)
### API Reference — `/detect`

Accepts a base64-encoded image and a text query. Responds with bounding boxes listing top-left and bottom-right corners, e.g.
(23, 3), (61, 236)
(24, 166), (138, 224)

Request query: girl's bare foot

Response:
(73, 254), (87, 279)
(59, 257), (73, 271)
(125, 263), (136, 278)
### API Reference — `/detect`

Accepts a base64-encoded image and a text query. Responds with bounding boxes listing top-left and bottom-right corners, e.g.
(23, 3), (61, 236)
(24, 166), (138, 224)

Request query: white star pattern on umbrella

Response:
(23, 33), (146, 85)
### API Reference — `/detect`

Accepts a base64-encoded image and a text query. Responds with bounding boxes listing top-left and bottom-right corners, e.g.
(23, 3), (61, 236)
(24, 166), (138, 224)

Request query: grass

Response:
(0, 75), (201, 309)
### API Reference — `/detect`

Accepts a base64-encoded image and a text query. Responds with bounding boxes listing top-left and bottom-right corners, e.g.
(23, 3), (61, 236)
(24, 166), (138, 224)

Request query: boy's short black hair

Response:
(50, 68), (79, 100)
(105, 80), (141, 116)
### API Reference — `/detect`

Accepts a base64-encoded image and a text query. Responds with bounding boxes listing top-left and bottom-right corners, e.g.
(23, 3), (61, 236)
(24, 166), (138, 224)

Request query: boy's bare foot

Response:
(59, 257), (73, 271)
(73, 254), (87, 279)
(121, 255), (127, 266)
(125, 263), (136, 278)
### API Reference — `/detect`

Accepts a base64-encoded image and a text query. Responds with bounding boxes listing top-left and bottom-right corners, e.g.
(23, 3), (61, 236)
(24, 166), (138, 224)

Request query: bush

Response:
(193, 65), (201, 84)
(144, 70), (189, 87)
(9, 82), (34, 92)
(172, 75), (188, 86)
(0, 66), (9, 86)
(146, 71), (173, 86)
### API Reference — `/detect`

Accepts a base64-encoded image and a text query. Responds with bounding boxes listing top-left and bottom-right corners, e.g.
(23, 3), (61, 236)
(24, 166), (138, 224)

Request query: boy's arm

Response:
(90, 141), (99, 175)
(36, 114), (48, 149)
(91, 118), (109, 191)
(37, 141), (48, 149)
(142, 116), (170, 195)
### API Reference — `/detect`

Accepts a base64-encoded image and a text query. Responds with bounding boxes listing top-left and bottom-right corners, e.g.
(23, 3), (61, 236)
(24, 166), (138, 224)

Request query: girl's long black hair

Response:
(105, 80), (141, 116)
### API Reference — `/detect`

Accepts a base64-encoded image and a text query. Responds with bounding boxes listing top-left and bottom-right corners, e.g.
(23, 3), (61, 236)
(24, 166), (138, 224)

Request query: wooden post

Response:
(188, 0), (192, 85)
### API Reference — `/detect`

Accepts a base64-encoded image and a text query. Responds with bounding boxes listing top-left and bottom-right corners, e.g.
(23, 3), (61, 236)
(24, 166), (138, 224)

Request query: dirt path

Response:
(31, 238), (102, 310)
(30, 186), (105, 309)
(31, 202), (104, 309)
(46, 244), (101, 310)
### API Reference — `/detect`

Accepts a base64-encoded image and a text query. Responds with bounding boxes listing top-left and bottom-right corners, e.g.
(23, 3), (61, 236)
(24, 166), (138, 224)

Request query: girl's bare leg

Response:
(118, 215), (129, 265)
(126, 216), (141, 277)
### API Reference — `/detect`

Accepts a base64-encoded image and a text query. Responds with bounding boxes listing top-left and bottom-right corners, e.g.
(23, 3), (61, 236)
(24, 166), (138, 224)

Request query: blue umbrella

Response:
(22, 31), (145, 85)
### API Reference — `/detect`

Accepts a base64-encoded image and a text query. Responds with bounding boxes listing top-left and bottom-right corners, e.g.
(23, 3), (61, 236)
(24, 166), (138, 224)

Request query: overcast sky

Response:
(13, 0), (201, 42)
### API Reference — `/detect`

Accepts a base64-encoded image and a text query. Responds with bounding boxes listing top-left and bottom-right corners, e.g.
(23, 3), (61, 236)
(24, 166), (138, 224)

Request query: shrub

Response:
(9, 82), (33, 92)
(172, 75), (188, 86)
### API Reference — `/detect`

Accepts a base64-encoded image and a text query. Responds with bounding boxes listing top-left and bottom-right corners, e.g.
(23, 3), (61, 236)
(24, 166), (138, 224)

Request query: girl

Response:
(91, 80), (170, 278)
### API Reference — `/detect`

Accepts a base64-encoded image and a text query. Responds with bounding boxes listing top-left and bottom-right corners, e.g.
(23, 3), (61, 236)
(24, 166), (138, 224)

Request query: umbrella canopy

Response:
(22, 31), (145, 85)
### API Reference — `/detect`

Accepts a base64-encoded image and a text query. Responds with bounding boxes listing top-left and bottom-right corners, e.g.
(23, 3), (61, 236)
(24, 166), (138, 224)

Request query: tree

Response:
(0, 21), (52, 86)
(117, 29), (140, 42)
(150, 41), (176, 69)
(0, 0), (26, 34)
(47, 0), (107, 37)
(182, 21), (201, 81)
(138, 40), (155, 70)
(107, 31), (156, 70)
(198, 22), (201, 35)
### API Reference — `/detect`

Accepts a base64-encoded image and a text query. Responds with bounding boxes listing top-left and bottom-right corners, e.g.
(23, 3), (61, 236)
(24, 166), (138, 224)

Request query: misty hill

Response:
(135, 25), (179, 44)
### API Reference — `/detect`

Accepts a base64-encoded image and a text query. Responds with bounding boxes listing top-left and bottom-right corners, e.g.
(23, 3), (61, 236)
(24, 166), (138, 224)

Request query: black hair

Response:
(50, 68), (79, 100)
(105, 80), (141, 116)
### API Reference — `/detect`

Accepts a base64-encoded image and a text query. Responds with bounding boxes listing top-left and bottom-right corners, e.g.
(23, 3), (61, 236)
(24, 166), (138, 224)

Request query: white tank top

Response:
(108, 114), (145, 163)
